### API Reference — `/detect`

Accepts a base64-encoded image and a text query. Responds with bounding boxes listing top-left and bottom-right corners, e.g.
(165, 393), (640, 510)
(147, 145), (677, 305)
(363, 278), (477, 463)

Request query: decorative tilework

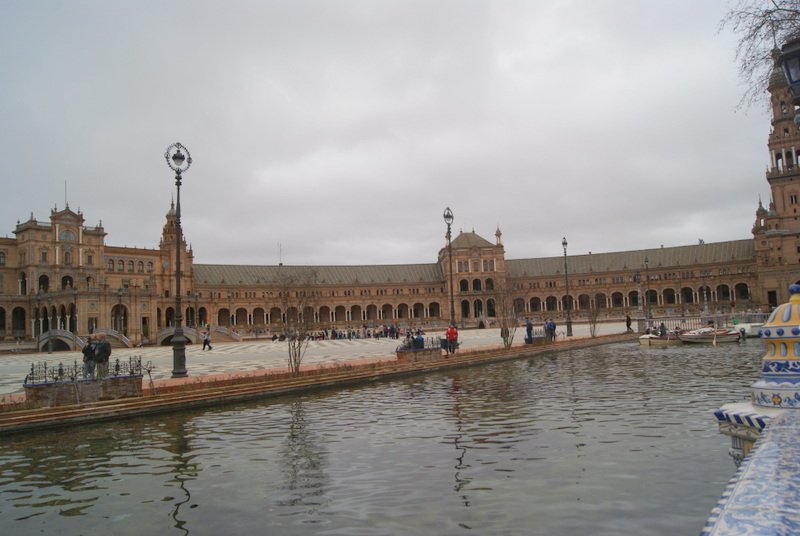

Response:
(701, 412), (800, 535)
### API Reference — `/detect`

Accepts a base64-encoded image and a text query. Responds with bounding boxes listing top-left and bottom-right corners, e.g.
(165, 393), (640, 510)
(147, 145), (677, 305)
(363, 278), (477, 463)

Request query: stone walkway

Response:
(0, 322), (626, 399)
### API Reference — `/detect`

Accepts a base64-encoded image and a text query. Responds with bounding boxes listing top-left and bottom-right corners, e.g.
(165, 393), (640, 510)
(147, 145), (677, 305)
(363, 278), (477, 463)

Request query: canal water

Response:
(0, 341), (761, 536)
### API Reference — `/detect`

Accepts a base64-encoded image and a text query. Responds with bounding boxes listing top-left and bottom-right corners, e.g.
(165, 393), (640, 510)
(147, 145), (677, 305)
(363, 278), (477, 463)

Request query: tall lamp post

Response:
(165, 142), (192, 378)
(562, 237), (573, 337)
(443, 207), (455, 326)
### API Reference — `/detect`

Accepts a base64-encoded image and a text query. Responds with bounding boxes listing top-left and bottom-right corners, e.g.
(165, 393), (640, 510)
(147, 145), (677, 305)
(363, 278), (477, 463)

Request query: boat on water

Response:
(678, 327), (743, 344)
(638, 332), (682, 346)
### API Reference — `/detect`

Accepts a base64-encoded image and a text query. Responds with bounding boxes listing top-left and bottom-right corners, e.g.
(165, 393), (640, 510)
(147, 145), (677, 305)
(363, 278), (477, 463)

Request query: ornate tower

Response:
(755, 51), (800, 306)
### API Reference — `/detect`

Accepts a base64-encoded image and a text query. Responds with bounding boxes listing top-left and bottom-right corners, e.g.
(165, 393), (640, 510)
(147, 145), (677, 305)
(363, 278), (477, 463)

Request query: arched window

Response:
(127, 260), (134, 272)
(147, 262), (154, 273)
(0, 252), (5, 266)
(108, 259), (114, 271)
(117, 260), (124, 272)
(137, 261), (144, 273)
(64, 251), (71, 266)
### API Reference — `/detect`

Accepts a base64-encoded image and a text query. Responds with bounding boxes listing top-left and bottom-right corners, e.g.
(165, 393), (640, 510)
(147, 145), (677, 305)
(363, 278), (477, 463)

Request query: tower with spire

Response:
(753, 50), (800, 306)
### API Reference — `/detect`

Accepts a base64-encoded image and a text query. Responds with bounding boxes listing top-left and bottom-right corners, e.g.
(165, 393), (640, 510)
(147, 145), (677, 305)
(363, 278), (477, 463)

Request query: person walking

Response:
(525, 317), (533, 343)
(625, 314), (632, 333)
(202, 331), (212, 351)
(446, 324), (458, 354)
(94, 333), (111, 378)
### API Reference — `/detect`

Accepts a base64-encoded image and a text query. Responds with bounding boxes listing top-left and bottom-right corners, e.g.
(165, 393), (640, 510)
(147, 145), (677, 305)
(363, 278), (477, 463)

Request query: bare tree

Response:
(721, 0), (800, 107)
(493, 278), (518, 349)
(277, 267), (319, 375)
(587, 299), (600, 338)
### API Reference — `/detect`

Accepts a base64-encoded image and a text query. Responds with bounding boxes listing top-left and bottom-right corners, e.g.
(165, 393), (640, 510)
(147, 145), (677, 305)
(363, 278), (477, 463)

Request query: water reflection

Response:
(448, 378), (470, 508)
(0, 342), (762, 536)
(168, 421), (197, 535)
(277, 399), (329, 519)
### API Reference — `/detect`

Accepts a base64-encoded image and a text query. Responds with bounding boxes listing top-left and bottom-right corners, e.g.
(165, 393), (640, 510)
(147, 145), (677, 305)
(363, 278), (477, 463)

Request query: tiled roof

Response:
(194, 263), (443, 286)
(194, 239), (755, 286)
(450, 231), (496, 249)
(507, 239), (755, 277)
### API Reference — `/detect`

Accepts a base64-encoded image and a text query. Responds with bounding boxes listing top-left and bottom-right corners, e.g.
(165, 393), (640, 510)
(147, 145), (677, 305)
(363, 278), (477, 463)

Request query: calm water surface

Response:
(0, 342), (761, 535)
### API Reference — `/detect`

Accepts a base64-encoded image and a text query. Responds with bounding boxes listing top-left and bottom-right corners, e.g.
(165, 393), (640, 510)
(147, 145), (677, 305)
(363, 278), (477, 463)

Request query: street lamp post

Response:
(562, 237), (573, 337)
(193, 291), (199, 329)
(46, 294), (53, 354)
(35, 293), (41, 343)
(633, 271), (643, 318)
(165, 142), (192, 378)
(644, 256), (651, 324)
(72, 287), (78, 350)
(443, 207), (455, 326)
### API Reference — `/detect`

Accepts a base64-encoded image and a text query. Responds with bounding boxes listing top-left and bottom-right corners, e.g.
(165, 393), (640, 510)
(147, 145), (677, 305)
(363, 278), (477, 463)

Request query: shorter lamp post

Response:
(634, 271), (643, 318)
(35, 294), (41, 341)
(46, 294), (53, 354)
(193, 291), (199, 329)
(72, 287), (78, 350)
(562, 237), (573, 337)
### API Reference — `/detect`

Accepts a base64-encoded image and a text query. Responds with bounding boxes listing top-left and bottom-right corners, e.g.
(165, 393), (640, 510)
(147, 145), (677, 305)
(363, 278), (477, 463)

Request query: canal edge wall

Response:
(0, 333), (637, 435)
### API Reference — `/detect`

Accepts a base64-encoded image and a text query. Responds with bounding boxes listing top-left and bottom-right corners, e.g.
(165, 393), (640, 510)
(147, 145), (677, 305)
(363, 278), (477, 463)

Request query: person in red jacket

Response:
(446, 324), (458, 354)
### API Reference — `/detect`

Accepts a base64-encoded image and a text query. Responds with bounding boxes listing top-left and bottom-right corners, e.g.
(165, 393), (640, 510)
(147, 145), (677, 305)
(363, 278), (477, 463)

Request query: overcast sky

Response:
(0, 1), (772, 267)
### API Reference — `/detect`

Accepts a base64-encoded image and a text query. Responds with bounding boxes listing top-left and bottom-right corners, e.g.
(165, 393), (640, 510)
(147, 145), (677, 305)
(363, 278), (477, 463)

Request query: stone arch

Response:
(460, 299), (470, 319)
(396, 303), (409, 319)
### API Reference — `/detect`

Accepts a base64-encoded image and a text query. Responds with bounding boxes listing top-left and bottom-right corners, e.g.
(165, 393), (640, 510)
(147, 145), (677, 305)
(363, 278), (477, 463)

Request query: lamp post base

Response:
(171, 328), (188, 378)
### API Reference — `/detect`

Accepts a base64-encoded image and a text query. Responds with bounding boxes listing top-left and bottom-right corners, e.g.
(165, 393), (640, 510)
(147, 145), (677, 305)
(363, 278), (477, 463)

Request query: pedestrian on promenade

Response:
(202, 331), (212, 351)
(525, 317), (533, 343)
(626, 314), (632, 333)
(446, 323), (458, 354)
(94, 333), (111, 378)
(82, 334), (97, 377)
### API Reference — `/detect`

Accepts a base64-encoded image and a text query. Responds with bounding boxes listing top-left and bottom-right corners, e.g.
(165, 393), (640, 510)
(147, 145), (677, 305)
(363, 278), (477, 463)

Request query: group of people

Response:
(81, 333), (112, 378)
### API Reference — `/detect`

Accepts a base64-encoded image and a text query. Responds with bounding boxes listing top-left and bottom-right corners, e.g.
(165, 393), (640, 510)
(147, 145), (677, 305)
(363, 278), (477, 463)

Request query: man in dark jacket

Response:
(82, 335), (97, 377)
(94, 333), (112, 378)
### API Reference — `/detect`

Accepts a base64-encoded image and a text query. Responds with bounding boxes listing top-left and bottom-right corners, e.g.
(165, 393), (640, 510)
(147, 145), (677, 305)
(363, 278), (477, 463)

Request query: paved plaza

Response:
(0, 322), (626, 397)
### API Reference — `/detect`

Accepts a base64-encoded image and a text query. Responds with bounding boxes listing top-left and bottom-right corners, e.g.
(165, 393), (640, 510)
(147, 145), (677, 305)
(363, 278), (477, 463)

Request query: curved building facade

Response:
(1, 60), (798, 346)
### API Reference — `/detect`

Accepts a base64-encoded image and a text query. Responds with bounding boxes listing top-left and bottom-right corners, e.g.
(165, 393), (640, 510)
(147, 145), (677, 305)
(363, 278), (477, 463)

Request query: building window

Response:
(87, 254), (93, 266)
(117, 260), (124, 272)
(138, 261), (144, 273)
(108, 259), (114, 271)
(791, 194), (798, 205)
(127, 260), (134, 272)
(64, 251), (71, 266)
(40, 250), (47, 263)
(0, 252), (5, 266)
(147, 262), (153, 273)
